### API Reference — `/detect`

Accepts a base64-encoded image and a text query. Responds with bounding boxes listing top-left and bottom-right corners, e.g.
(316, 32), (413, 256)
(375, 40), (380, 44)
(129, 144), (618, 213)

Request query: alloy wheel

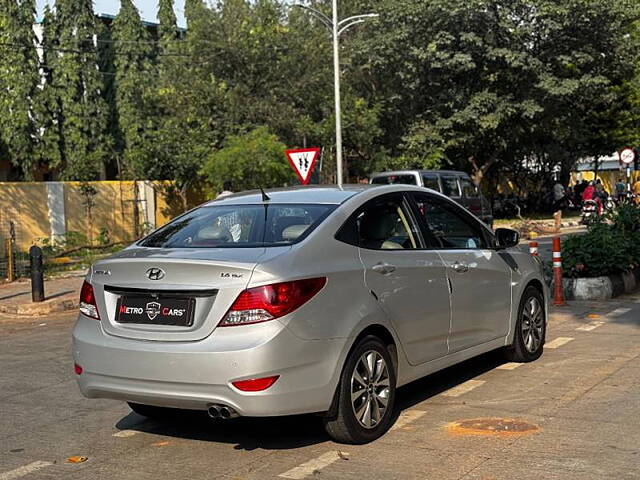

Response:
(350, 350), (390, 429)
(521, 297), (544, 353)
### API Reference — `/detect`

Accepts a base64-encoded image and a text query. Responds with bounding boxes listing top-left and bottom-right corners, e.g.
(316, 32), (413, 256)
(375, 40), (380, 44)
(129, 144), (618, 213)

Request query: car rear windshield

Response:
(139, 204), (336, 248)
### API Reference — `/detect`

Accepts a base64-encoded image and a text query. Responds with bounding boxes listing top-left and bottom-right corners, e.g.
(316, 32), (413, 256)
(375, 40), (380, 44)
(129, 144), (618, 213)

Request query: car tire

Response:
(323, 335), (396, 444)
(127, 402), (177, 419)
(505, 286), (546, 362)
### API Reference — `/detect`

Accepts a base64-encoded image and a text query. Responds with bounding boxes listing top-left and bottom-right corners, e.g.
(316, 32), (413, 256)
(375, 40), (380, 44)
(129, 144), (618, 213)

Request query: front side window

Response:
(411, 194), (487, 249)
(441, 176), (460, 197)
(355, 195), (419, 250)
(139, 204), (335, 248)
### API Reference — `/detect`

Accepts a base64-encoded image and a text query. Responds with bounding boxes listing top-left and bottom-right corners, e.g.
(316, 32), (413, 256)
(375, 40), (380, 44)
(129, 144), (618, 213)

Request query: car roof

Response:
(204, 185), (381, 206)
(371, 170), (470, 177)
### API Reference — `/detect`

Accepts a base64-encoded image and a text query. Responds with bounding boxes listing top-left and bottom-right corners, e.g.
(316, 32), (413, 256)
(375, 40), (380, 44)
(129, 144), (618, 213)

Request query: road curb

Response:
(0, 296), (77, 316)
(561, 267), (640, 301)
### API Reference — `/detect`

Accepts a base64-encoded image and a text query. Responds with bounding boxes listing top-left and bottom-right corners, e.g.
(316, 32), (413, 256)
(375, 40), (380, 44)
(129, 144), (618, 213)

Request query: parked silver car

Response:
(73, 185), (547, 444)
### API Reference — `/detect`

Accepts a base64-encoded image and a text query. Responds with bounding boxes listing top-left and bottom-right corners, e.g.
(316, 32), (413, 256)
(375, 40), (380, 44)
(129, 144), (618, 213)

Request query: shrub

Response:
(563, 204), (640, 278)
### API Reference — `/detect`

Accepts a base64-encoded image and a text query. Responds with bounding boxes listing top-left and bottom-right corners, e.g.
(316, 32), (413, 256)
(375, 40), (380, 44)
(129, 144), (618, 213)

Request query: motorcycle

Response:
(581, 199), (598, 224)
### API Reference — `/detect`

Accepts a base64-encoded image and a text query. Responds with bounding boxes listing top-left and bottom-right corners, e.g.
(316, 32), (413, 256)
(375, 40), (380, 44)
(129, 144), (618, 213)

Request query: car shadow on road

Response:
(114, 349), (508, 450)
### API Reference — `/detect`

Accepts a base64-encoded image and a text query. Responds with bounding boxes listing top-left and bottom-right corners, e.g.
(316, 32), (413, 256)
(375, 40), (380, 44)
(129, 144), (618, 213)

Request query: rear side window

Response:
(422, 175), (440, 191)
(139, 204), (336, 248)
(441, 176), (460, 197)
(460, 178), (479, 198)
(371, 175), (417, 186)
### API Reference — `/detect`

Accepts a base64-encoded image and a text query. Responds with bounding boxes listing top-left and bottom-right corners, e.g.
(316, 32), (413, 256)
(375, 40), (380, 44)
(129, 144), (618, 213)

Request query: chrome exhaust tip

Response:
(207, 404), (239, 420)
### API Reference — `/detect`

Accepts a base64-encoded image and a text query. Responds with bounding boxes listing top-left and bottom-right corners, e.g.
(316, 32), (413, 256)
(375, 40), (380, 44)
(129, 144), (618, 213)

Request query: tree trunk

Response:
(469, 154), (499, 187)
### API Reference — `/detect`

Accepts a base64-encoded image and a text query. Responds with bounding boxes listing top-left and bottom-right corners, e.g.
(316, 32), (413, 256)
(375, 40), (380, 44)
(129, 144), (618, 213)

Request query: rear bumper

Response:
(72, 315), (346, 416)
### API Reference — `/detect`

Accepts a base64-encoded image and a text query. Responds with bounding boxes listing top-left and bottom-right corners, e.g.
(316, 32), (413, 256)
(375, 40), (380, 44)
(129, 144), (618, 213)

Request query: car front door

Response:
(354, 193), (451, 365)
(410, 193), (512, 352)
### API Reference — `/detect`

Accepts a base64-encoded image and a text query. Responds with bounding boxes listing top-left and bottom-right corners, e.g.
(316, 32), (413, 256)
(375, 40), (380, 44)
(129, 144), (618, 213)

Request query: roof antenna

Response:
(260, 187), (271, 202)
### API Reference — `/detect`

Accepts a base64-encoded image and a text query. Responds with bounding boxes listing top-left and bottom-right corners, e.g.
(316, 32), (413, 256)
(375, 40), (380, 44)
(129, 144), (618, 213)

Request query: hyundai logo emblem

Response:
(146, 268), (165, 281)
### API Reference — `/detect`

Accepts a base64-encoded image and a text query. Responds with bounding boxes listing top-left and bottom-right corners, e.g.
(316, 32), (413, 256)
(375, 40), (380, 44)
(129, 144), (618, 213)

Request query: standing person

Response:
(615, 177), (627, 202)
(216, 180), (234, 199)
(552, 181), (566, 211)
(633, 177), (640, 205)
(574, 180), (588, 205)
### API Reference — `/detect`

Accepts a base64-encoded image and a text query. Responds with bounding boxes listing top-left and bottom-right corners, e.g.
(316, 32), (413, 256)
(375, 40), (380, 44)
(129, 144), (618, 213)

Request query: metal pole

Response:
(332, 0), (343, 187)
(5, 238), (14, 282)
(29, 246), (45, 303)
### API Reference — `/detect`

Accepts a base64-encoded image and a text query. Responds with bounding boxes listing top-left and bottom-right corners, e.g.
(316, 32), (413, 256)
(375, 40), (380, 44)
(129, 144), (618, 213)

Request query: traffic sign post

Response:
(286, 148), (321, 185)
(619, 147), (636, 192)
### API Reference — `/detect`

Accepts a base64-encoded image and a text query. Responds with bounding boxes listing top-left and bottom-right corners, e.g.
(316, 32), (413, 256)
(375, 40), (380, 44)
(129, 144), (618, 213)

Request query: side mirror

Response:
(494, 228), (520, 249)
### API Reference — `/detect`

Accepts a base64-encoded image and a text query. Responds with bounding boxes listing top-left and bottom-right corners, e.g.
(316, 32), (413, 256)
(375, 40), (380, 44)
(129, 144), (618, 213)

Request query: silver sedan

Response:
(72, 184), (548, 444)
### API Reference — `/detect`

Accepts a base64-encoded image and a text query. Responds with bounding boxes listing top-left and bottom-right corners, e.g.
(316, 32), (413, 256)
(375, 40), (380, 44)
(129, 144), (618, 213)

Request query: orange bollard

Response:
(552, 237), (566, 306)
(529, 241), (539, 257)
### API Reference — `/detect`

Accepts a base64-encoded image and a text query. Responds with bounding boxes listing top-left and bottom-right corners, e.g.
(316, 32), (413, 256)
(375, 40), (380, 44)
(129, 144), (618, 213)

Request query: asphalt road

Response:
(1, 292), (639, 480)
(517, 227), (586, 263)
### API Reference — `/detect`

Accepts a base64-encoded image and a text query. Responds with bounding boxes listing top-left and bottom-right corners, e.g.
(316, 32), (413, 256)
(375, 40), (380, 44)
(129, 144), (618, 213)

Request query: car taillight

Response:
(232, 375), (279, 392)
(79, 281), (100, 320)
(219, 277), (327, 327)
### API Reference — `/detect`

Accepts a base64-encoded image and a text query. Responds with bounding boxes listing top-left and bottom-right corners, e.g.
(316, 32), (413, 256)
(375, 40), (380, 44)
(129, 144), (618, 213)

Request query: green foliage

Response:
(2, 0), (640, 193)
(356, 0), (640, 184)
(50, 0), (110, 181)
(203, 127), (294, 192)
(0, 0), (40, 178)
(111, 0), (154, 178)
(563, 204), (640, 277)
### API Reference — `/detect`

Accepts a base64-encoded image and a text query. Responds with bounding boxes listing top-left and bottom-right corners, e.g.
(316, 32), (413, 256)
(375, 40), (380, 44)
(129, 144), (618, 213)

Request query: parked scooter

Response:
(581, 199), (598, 224)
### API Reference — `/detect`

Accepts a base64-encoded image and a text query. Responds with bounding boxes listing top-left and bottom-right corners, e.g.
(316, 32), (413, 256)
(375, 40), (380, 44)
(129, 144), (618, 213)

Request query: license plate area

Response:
(116, 295), (196, 327)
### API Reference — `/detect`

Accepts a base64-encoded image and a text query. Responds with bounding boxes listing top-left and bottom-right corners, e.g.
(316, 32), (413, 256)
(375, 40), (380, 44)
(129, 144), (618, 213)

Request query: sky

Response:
(36, 0), (187, 27)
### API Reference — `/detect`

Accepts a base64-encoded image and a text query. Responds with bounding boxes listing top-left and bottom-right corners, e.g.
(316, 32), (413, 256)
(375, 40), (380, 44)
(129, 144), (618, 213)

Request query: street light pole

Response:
(294, 3), (378, 188)
(332, 0), (344, 187)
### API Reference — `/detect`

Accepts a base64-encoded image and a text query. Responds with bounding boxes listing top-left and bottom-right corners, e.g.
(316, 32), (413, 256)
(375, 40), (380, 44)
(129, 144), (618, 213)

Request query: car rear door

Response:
(410, 193), (511, 352)
(354, 193), (451, 365)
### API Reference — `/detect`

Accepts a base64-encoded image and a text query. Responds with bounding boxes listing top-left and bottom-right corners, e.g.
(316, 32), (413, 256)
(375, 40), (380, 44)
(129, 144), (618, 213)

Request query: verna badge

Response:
(146, 268), (165, 281)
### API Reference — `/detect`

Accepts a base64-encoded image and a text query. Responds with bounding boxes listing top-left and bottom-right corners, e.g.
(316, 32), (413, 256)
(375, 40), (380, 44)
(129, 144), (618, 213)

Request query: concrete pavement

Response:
(1, 294), (639, 479)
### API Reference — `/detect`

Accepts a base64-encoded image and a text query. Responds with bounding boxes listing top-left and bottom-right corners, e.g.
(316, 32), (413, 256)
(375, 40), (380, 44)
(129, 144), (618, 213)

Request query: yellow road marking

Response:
(496, 362), (522, 370)
(441, 379), (486, 397)
(390, 409), (427, 431)
(546, 337), (574, 349)
(279, 451), (348, 479)
(576, 321), (605, 332)
(0, 462), (53, 480)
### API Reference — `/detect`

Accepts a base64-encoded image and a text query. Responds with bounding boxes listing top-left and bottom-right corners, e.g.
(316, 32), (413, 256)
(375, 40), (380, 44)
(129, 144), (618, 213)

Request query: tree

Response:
(355, 0), (640, 186)
(54, 0), (109, 181)
(0, 0), (40, 179)
(203, 127), (294, 191)
(111, 0), (154, 179)
(33, 4), (65, 176)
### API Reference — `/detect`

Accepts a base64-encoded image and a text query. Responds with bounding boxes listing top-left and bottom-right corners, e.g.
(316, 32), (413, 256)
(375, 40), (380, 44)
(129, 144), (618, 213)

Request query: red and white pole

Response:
(529, 241), (539, 257)
(552, 237), (566, 306)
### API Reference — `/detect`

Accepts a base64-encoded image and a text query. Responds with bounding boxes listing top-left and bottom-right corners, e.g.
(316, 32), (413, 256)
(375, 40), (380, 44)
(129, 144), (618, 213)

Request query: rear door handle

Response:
(372, 262), (396, 275)
(452, 262), (469, 273)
